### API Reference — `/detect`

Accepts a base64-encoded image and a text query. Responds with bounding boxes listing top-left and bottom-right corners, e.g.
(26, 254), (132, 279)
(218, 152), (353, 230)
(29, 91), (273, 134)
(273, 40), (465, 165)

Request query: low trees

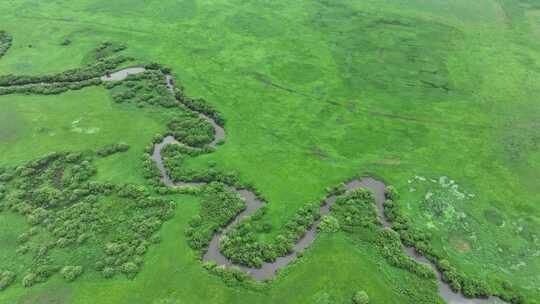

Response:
(218, 203), (319, 267)
(0, 150), (178, 289)
(61, 266), (83, 282)
(331, 188), (379, 231)
(167, 116), (214, 147)
(0, 52), (127, 88)
(120, 262), (138, 279)
(185, 183), (246, 251)
(0, 41), (130, 97)
(352, 290), (369, 304)
(21, 273), (37, 288)
(0, 271), (15, 291)
(94, 42), (126, 60)
(202, 263), (263, 291)
(96, 143), (130, 157)
(318, 215), (340, 233)
(107, 70), (177, 108)
(0, 31), (12, 58)
(174, 88), (225, 126)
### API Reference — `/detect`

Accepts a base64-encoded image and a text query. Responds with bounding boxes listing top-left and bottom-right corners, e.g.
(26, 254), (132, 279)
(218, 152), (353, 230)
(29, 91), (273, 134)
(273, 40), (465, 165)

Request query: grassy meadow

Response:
(0, 0), (539, 303)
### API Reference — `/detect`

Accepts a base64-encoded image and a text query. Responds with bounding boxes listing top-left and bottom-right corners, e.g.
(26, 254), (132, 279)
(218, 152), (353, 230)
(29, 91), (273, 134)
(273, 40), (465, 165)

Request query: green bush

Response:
(384, 186), (399, 201)
(15, 245), (29, 255)
(61, 266), (83, 282)
(121, 262), (139, 279)
(219, 203), (318, 267)
(21, 273), (37, 288)
(0, 271), (15, 291)
(0, 42), (131, 97)
(102, 267), (115, 278)
(60, 38), (71, 46)
(318, 215), (340, 233)
(352, 290), (369, 304)
(0, 31), (12, 58)
(0, 55), (127, 87)
(0, 151), (177, 287)
(94, 42), (126, 60)
(106, 70), (177, 108)
(185, 183), (246, 251)
(96, 143), (130, 157)
(167, 116), (214, 147)
(331, 188), (379, 231)
(204, 264), (262, 291)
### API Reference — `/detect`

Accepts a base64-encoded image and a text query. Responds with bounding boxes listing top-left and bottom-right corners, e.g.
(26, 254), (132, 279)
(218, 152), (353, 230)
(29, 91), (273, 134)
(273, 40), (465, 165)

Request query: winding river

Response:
(104, 67), (504, 304)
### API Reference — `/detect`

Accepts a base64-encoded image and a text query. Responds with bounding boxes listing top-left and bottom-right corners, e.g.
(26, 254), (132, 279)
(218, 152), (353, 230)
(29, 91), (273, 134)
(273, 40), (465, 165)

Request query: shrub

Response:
(218, 203), (319, 267)
(167, 116), (214, 147)
(56, 237), (72, 248)
(185, 183), (246, 251)
(0, 271), (15, 291)
(121, 262), (139, 279)
(0, 54), (127, 91)
(384, 186), (399, 201)
(16, 245), (29, 255)
(0, 151), (177, 287)
(22, 273), (37, 287)
(60, 38), (71, 46)
(106, 70), (177, 108)
(94, 42), (126, 60)
(95, 261), (105, 271)
(318, 215), (340, 233)
(352, 290), (369, 304)
(61, 266), (83, 282)
(174, 88), (224, 126)
(17, 232), (30, 244)
(102, 267), (115, 278)
(0, 31), (12, 58)
(204, 264), (262, 291)
(150, 234), (161, 244)
(96, 143), (130, 157)
(35, 265), (59, 280)
(77, 233), (89, 245)
(331, 189), (379, 231)
(461, 278), (490, 298)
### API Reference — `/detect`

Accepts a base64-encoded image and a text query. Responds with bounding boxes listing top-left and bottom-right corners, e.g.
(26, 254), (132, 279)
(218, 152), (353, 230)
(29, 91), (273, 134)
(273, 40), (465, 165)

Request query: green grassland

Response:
(1, 0), (540, 303)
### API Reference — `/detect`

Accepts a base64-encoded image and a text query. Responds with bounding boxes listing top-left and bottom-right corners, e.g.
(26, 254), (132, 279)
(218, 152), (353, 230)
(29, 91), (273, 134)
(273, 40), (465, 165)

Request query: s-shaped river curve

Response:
(103, 67), (504, 304)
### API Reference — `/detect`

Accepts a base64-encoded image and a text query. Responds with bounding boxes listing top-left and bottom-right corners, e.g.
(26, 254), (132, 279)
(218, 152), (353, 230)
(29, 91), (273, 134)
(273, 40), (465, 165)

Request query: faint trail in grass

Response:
(252, 72), (313, 97)
(250, 72), (493, 131)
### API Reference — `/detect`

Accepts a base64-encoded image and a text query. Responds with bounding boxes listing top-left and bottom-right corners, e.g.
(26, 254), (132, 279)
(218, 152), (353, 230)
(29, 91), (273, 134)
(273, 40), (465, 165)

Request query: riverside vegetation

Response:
(1, 0), (539, 303)
(0, 31), (11, 59)
(0, 41), (446, 303)
(0, 42), (522, 303)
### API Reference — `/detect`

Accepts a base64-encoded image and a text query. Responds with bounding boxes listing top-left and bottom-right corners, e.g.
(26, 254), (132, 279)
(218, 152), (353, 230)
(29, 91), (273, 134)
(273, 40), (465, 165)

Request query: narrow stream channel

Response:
(104, 67), (505, 304)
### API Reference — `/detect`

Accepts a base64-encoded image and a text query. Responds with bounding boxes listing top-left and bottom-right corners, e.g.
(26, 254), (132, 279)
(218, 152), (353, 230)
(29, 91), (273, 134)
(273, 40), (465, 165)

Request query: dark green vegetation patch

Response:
(0, 31), (12, 58)
(0, 152), (175, 286)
